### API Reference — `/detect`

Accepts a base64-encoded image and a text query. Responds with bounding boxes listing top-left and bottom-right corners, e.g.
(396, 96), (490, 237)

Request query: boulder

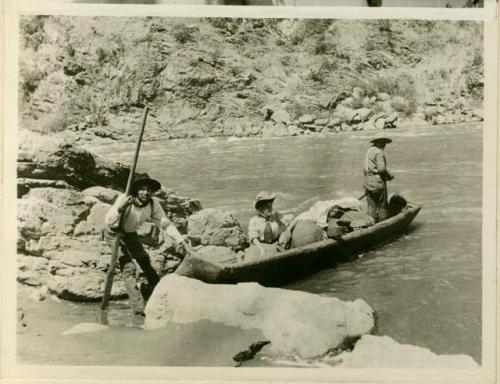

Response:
(18, 198), (77, 240)
(334, 335), (479, 369)
(302, 124), (321, 132)
(471, 107), (483, 121)
(352, 87), (364, 99)
(191, 245), (239, 264)
(158, 193), (202, 219)
(24, 188), (89, 219)
(46, 249), (107, 269)
(17, 255), (49, 287)
(81, 186), (120, 205)
(375, 118), (386, 130)
(47, 267), (127, 302)
(340, 97), (354, 107)
(270, 109), (291, 125)
(363, 120), (377, 130)
(28, 286), (49, 302)
(187, 209), (247, 251)
(287, 124), (302, 136)
(35, 234), (109, 257)
(385, 112), (399, 127)
(298, 114), (315, 124)
(73, 202), (111, 236)
(17, 178), (76, 198)
(261, 122), (289, 138)
(314, 118), (329, 126)
(377, 92), (390, 101)
(333, 106), (360, 124)
(362, 96), (373, 107)
(144, 275), (375, 358)
(354, 108), (374, 122)
(17, 135), (131, 191)
(327, 117), (342, 128)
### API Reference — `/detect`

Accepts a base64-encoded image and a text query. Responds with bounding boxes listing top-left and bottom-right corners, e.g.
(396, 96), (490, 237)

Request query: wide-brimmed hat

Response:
(370, 133), (392, 144)
(130, 175), (161, 196)
(254, 191), (276, 210)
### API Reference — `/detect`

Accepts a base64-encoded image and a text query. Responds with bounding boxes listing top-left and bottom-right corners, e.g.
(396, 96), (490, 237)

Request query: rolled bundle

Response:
(290, 220), (325, 248)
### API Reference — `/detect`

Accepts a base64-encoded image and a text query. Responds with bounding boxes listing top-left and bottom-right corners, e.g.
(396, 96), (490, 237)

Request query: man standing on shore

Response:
(363, 134), (394, 222)
(103, 176), (189, 316)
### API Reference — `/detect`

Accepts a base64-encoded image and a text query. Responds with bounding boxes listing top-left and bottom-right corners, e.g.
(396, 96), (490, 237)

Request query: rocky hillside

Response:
(19, 16), (483, 143)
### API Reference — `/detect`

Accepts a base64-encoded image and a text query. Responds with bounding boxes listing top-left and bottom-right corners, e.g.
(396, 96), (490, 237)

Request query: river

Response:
(90, 122), (482, 364)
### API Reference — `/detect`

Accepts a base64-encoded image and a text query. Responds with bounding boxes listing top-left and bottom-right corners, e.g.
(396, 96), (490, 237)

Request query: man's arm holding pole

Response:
(98, 106), (150, 325)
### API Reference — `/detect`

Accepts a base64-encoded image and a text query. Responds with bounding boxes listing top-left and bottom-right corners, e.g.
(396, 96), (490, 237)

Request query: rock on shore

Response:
(187, 209), (248, 251)
(143, 274), (375, 358)
(332, 335), (479, 369)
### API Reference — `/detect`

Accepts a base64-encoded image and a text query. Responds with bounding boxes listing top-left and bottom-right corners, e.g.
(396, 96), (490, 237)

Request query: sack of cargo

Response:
(290, 220), (325, 248)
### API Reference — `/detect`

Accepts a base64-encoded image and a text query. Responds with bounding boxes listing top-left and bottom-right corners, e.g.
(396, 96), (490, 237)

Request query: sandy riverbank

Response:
(17, 285), (266, 366)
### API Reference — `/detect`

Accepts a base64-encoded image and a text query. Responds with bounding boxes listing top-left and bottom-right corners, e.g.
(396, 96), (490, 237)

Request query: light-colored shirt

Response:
(104, 194), (183, 242)
(248, 212), (285, 243)
(364, 146), (387, 175)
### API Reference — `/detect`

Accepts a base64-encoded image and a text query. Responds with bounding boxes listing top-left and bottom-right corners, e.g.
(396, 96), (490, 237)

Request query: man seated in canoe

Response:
(246, 191), (294, 259)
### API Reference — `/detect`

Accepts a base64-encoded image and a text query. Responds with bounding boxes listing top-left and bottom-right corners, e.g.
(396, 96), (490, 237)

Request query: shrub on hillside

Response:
(313, 36), (335, 55)
(172, 23), (196, 44)
(465, 70), (483, 100)
(391, 96), (417, 117)
(21, 16), (47, 51)
(206, 18), (240, 35)
(20, 67), (44, 101)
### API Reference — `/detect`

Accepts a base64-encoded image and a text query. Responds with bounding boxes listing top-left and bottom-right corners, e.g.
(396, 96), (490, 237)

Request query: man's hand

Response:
(278, 230), (292, 248)
(118, 196), (133, 212)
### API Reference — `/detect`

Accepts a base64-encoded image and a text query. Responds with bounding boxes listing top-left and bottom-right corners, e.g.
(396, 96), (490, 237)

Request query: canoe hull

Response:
(176, 205), (421, 286)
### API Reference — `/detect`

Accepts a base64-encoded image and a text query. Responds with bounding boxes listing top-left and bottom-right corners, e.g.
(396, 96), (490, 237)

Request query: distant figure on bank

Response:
(363, 134), (394, 222)
(104, 176), (189, 316)
(247, 191), (292, 258)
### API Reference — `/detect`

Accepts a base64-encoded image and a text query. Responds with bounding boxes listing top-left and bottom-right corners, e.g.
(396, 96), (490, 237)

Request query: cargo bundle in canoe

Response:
(175, 203), (422, 286)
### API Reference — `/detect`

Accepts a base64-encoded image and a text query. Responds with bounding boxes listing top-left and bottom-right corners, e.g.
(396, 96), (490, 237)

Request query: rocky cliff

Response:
(19, 17), (483, 144)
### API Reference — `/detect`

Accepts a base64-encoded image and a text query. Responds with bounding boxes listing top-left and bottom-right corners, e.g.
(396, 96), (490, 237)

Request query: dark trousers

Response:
(365, 184), (389, 223)
(103, 229), (159, 314)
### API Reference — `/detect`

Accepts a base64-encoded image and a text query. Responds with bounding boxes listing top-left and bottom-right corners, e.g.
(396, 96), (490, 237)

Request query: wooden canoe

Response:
(175, 203), (422, 286)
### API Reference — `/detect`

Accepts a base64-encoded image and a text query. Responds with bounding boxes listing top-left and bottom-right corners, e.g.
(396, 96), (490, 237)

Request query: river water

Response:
(92, 123), (482, 364)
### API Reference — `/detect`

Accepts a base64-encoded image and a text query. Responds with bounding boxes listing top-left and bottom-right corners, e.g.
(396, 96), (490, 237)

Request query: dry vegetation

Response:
(19, 16), (483, 141)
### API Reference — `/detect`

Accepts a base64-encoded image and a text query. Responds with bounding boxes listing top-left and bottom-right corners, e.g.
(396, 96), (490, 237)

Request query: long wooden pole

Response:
(98, 106), (149, 325)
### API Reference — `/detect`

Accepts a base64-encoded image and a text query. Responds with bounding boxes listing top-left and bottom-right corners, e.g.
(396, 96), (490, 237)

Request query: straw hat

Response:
(370, 133), (392, 144)
(253, 191), (276, 210)
(130, 175), (161, 196)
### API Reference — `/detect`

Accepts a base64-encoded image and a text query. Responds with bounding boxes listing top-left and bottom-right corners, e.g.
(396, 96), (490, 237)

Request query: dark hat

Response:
(254, 191), (276, 210)
(370, 133), (392, 144)
(130, 175), (161, 196)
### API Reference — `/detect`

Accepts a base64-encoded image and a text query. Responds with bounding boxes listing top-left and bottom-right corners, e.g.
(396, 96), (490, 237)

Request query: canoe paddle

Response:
(98, 106), (149, 325)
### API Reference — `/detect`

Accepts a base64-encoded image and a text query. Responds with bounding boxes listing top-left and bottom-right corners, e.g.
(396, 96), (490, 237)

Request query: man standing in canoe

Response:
(363, 134), (394, 222)
(103, 176), (189, 316)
